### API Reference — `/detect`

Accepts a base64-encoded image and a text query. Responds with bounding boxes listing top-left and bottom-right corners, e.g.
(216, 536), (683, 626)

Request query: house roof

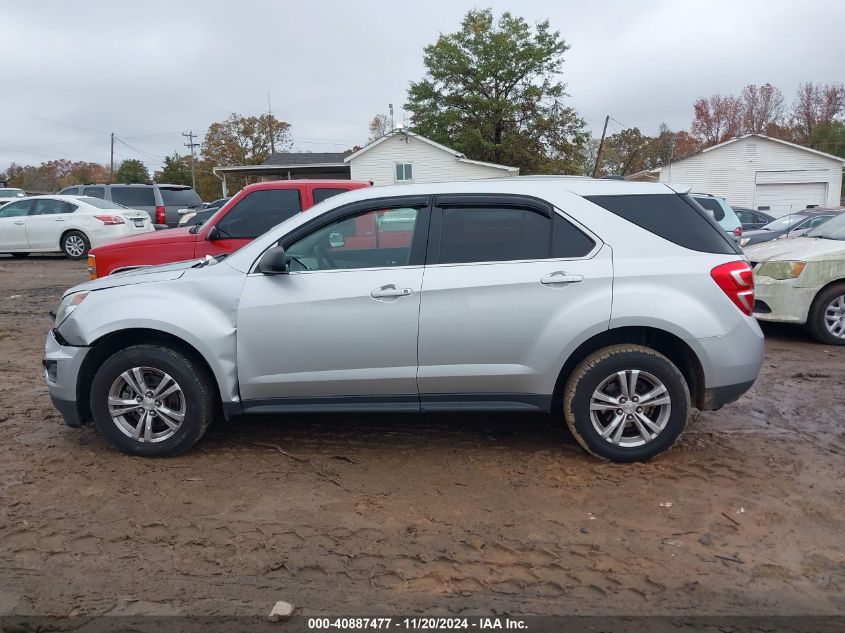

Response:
(261, 152), (350, 168)
(344, 128), (519, 173)
(669, 133), (845, 165)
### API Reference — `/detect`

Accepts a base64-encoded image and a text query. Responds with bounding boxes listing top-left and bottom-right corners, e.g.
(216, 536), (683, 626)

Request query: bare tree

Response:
(740, 83), (784, 134)
(367, 114), (392, 142)
(790, 82), (845, 143)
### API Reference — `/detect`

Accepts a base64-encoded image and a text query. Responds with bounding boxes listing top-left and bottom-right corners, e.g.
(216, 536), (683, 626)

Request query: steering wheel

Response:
(313, 242), (335, 270)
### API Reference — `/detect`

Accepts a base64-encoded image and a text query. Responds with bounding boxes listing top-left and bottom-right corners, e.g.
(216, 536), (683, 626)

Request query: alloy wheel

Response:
(107, 367), (185, 443)
(589, 370), (672, 447)
(823, 294), (845, 339)
(64, 235), (86, 257)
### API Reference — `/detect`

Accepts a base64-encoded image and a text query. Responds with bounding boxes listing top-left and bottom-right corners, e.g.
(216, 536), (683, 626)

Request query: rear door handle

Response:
(371, 284), (413, 299)
(541, 271), (584, 286)
(14, 221), (24, 225)
(54, 218), (66, 222)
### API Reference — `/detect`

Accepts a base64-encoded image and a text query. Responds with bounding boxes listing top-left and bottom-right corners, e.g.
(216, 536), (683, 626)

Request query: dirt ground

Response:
(0, 256), (843, 619)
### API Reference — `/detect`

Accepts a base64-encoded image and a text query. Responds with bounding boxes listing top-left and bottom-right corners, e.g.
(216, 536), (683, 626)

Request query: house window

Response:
(395, 163), (413, 182)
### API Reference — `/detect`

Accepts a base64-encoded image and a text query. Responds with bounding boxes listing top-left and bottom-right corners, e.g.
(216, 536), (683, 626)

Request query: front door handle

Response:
(13, 221), (24, 225)
(54, 218), (66, 222)
(371, 284), (413, 299)
(541, 271), (584, 286)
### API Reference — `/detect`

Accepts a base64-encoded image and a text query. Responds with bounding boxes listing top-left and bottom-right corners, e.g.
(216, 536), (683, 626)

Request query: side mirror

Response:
(257, 246), (287, 275)
(207, 225), (221, 241)
(328, 231), (345, 248)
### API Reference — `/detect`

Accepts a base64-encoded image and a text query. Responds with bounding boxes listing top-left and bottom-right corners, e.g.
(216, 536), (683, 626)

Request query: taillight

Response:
(87, 254), (97, 280)
(155, 205), (166, 225)
(93, 215), (125, 225)
(733, 226), (743, 237)
(711, 261), (754, 316)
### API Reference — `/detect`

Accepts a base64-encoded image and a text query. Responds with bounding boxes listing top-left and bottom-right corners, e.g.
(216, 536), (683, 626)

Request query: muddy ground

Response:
(0, 256), (842, 620)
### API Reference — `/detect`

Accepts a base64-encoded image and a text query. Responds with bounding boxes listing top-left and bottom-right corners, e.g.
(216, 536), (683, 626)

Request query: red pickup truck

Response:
(87, 180), (369, 278)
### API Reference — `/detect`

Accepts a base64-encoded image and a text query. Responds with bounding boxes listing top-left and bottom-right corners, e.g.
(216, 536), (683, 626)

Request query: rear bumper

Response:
(690, 317), (764, 410)
(43, 329), (89, 427)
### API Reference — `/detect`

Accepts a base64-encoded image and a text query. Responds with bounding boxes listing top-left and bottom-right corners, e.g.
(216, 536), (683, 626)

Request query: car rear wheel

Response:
(807, 283), (845, 346)
(563, 344), (690, 463)
(90, 344), (216, 456)
(61, 231), (90, 260)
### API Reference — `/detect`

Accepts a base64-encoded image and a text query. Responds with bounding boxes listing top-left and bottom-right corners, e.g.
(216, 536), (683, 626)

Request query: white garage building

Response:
(345, 126), (518, 186)
(657, 134), (844, 216)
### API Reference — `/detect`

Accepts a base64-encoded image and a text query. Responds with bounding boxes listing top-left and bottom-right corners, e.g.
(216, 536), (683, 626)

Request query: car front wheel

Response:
(807, 283), (845, 345)
(90, 344), (216, 456)
(61, 230), (90, 260)
(563, 344), (690, 463)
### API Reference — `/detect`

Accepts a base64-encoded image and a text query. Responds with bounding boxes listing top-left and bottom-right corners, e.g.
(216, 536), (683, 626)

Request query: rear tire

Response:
(61, 230), (90, 260)
(10, 253), (29, 258)
(563, 344), (690, 463)
(806, 283), (845, 346)
(90, 344), (215, 456)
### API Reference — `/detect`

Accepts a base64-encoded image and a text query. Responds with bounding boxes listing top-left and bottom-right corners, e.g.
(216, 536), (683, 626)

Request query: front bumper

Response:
(752, 276), (815, 325)
(43, 329), (89, 427)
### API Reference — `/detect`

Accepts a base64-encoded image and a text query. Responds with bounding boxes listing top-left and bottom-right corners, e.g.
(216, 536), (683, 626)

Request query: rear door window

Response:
(438, 206), (550, 264)
(83, 186), (105, 198)
(159, 187), (202, 208)
(110, 186), (155, 207)
(313, 188), (349, 204)
(32, 199), (77, 215)
(586, 193), (740, 255)
(216, 189), (302, 239)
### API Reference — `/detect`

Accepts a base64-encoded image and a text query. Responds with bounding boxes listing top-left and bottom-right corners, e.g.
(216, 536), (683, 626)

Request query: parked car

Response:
(45, 179), (764, 462)
(0, 187), (27, 205)
(733, 207), (775, 230)
(690, 193), (744, 242)
(87, 180), (369, 277)
(739, 209), (840, 247)
(57, 183), (202, 228)
(747, 212), (845, 345)
(0, 195), (152, 259)
(178, 197), (230, 227)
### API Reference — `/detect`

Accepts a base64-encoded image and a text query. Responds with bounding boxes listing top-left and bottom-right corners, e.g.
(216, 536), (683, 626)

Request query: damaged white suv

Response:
(44, 179), (764, 462)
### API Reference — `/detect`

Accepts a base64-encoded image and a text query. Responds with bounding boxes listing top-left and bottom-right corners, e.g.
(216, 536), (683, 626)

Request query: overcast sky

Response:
(2, 0), (843, 174)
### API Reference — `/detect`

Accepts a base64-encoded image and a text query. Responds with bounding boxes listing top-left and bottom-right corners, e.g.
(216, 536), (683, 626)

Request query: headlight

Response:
(756, 261), (807, 280)
(55, 291), (89, 327)
(740, 237), (751, 247)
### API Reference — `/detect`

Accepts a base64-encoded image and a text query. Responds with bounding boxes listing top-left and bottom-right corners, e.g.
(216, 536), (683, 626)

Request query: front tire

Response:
(806, 283), (845, 345)
(563, 344), (690, 463)
(61, 230), (90, 260)
(90, 344), (216, 456)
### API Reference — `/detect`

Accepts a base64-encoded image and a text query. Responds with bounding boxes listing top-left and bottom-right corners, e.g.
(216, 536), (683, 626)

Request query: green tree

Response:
(810, 121), (845, 195)
(114, 159), (151, 183)
(405, 8), (588, 174)
(156, 153), (193, 186)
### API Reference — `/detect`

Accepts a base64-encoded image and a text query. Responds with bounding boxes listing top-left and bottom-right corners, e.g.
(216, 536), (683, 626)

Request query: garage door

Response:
(753, 182), (828, 217)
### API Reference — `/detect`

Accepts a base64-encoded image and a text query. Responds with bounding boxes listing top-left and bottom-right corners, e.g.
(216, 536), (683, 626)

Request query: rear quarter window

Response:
(586, 193), (740, 255)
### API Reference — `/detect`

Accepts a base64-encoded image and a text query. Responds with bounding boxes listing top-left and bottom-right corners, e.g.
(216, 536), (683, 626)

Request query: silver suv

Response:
(44, 179), (764, 462)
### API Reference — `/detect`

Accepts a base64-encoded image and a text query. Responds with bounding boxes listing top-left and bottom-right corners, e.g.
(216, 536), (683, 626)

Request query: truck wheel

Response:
(563, 344), (690, 463)
(90, 344), (216, 456)
(61, 231), (90, 260)
(807, 283), (845, 346)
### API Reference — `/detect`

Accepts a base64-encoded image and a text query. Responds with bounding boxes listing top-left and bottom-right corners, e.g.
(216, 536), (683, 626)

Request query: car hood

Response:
(66, 258), (205, 295)
(90, 226), (198, 252)
(744, 236), (845, 262)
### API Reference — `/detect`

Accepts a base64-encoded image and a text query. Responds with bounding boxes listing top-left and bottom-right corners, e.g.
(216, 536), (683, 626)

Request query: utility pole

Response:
(182, 131), (199, 190)
(592, 115), (610, 178)
(109, 132), (114, 182)
(268, 92), (275, 155)
(389, 103), (394, 130)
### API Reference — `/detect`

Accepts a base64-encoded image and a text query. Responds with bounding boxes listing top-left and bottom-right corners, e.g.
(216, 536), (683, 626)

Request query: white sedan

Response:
(0, 195), (153, 260)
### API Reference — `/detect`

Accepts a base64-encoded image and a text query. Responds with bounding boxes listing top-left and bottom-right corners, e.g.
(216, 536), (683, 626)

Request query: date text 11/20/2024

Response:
(306, 617), (528, 630)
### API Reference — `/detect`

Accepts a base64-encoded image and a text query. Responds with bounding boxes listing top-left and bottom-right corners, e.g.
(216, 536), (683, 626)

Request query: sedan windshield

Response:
(807, 213), (845, 240)
(79, 197), (129, 210)
(761, 214), (806, 231)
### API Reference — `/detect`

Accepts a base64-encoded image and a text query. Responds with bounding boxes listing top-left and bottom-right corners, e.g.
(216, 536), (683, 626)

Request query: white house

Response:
(345, 127), (519, 186)
(654, 134), (844, 216)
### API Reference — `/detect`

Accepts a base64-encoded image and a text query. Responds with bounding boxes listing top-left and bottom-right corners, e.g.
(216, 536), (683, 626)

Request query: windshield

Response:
(79, 197), (128, 210)
(761, 215), (805, 231)
(0, 189), (25, 198)
(807, 213), (845, 240)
